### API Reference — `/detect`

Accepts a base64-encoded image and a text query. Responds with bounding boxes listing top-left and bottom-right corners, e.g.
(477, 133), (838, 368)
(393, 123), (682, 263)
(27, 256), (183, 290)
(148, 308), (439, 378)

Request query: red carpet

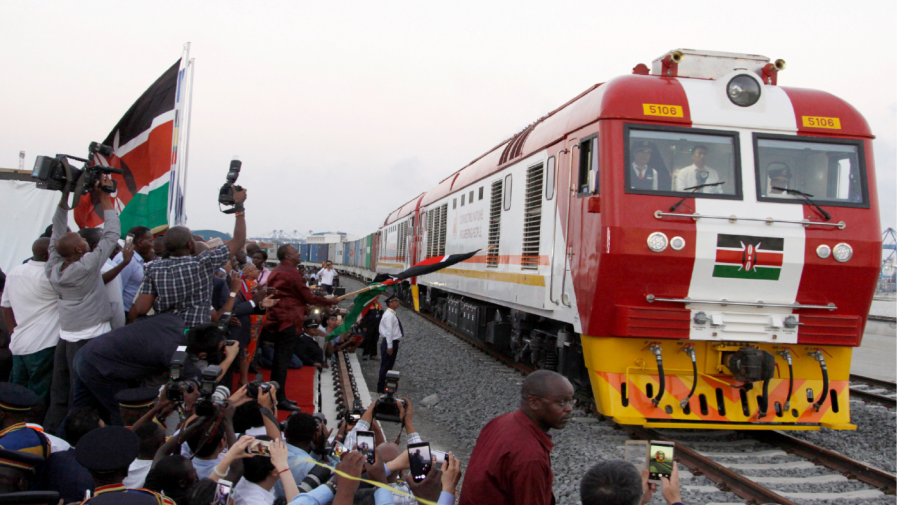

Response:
(257, 367), (318, 422)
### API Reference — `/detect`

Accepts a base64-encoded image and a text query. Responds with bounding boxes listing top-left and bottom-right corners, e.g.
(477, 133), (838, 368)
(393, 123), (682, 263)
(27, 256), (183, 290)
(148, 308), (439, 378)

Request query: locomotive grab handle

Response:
(646, 294), (837, 311)
(654, 210), (846, 229)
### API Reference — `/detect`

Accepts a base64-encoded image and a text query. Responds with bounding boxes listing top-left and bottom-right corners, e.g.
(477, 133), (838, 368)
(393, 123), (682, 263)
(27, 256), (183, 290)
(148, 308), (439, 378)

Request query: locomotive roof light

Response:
(670, 236), (686, 251)
(726, 74), (761, 107)
(647, 232), (669, 252)
(833, 243), (853, 262)
(816, 244), (832, 259)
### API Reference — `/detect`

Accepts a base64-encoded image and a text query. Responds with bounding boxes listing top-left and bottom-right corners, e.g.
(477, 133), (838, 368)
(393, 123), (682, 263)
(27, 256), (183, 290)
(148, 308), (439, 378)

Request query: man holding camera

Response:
(262, 245), (339, 412)
(128, 185), (247, 327)
(44, 175), (120, 433)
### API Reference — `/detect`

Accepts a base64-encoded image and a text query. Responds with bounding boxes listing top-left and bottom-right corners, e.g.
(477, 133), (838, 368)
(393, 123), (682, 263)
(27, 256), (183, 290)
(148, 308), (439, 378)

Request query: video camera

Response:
(32, 142), (122, 208)
(374, 370), (407, 423)
(195, 365), (230, 417)
(166, 347), (195, 403)
(218, 159), (244, 214)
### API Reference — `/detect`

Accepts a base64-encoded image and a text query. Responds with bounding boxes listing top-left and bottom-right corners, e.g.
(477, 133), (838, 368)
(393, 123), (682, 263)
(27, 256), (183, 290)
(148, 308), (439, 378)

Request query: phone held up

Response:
(356, 431), (376, 464)
(647, 440), (675, 484)
(125, 232), (134, 249)
(247, 440), (272, 457)
(214, 479), (233, 505)
(408, 442), (432, 483)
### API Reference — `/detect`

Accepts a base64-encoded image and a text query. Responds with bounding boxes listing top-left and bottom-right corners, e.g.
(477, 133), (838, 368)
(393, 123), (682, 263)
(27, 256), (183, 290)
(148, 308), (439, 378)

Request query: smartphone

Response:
(125, 233), (135, 248)
(356, 431), (375, 464)
(647, 440), (675, 483)
(408, 442), (432, 483)
(247, 440), (272, 456)
(432, 449), (449, 463)
(331, 440), (349, 458)
(213, 479), (233, 505)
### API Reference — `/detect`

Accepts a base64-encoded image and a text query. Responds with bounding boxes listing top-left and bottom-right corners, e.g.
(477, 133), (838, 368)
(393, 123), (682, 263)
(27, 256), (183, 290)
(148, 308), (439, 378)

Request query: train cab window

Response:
(546, 156), (556, 200)
(754, 135), (868, 207)
(577, 137), (598, 195)
(625, 126), (741, 200)
(503, 174), (513, 211)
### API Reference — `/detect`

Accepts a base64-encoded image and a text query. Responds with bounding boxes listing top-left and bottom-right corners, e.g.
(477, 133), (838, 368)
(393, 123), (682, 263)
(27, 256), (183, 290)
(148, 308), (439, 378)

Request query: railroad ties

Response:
(849, 374), (897, 409)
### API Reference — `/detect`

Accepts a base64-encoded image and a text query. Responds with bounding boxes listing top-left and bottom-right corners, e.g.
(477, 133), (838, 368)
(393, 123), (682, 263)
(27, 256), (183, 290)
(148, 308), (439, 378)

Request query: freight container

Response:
(300, 243), (311, 263)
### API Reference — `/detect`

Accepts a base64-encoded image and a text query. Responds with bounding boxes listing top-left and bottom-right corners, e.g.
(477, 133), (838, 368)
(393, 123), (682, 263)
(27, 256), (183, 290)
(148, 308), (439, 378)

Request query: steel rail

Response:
(619, 425), (801, 505)
(750, 430), (897, 494)
(653, 210), (846, 229)
(850, 374), (897, 390)
(335, 350), (356, 417)
(850, 388), (897, 408)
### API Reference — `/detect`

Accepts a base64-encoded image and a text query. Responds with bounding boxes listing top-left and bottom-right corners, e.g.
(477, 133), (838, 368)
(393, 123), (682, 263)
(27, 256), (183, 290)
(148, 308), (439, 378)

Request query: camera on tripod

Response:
(32, 142), (122, 208)
(195, 365), (230, 417)
(218, 159), (244, 214)
(374, 371), (407, 423)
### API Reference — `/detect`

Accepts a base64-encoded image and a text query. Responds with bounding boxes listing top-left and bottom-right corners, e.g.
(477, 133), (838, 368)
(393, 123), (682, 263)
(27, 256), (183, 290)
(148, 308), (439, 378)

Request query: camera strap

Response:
(58, 157), (84, 211)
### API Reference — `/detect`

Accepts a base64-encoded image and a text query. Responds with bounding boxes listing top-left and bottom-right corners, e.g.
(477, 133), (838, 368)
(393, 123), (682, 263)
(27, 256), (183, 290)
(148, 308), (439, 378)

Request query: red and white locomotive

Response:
(371, 49), (881, 430)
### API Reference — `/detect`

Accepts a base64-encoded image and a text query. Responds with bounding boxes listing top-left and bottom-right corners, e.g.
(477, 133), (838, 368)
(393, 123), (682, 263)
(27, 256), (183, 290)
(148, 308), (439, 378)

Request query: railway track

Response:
(849, 374), (897, 409)
(333, 273), (897, 502)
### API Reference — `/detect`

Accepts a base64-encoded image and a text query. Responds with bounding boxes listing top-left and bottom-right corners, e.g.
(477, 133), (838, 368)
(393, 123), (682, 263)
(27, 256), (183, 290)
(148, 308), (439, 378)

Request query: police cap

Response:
(632, 140), (655, 153)
(0, 383), (41, 412)
(75, 427), (139, 472)
(114, 387), (159, 410)
(385, 293), (399, 303)
(0, 447), (44, 473)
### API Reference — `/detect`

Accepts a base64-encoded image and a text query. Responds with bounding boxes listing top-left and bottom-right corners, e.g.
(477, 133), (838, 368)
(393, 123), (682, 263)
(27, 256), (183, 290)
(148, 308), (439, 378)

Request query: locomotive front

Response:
(581, 50), (881, 430)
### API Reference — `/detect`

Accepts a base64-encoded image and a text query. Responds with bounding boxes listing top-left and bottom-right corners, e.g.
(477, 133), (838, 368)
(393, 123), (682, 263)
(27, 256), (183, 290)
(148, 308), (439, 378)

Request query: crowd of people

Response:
(0, 178), (684, 505)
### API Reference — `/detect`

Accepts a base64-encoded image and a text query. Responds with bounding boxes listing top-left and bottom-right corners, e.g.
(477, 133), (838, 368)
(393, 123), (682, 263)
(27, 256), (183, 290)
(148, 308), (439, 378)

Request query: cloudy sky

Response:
(1, 0), (895, 240)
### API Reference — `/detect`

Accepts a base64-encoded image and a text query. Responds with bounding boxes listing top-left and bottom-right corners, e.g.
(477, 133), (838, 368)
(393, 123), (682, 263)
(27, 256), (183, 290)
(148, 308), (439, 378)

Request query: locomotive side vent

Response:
(438, 204), (448, 256)
(426, 209), (436, 258)
(487, 180), (503, 267)
(522, 163), (544, 270)
(398, 221), (406, 261)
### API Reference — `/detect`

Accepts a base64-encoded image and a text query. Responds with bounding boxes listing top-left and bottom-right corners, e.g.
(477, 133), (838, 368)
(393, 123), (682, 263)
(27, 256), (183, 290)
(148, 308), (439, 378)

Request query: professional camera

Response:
(374, 371), (407, 423)
(348, 400), (365, 424)
(195, 365), (230, 417)
(166, 347), (195, 402)
(245, 377), (280, 401)
(218, 159), (244, 214)
(32, 142), (122, 207)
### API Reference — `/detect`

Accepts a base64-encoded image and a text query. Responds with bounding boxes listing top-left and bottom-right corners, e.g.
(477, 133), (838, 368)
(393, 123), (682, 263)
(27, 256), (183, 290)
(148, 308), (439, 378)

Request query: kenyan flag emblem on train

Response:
(713, 234), (784, 281)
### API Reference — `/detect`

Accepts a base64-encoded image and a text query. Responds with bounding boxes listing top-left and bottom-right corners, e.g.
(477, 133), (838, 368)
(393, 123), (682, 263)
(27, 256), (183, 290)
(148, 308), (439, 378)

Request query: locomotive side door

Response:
(549, 137), (579, 307)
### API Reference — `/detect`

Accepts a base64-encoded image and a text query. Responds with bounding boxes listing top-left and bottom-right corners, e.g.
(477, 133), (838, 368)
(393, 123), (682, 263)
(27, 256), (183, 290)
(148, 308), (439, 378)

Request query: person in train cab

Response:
(673, 145), (722, 193)
(765, 162), (794, 198)
(262, 245), (338, 412)
(630, 140), (659, 190)
(459, 370), (573, 505)
(317, 261), (338, 295)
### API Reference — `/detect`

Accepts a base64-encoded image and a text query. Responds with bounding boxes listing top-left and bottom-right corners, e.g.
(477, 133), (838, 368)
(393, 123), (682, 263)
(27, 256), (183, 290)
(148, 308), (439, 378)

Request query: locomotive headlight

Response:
(670, 236), (686, 251)
(726, 75), (761, 107)
(647, 232), (668, 252)
(816, 244), (831, 259)
(833, 243), (853, 262)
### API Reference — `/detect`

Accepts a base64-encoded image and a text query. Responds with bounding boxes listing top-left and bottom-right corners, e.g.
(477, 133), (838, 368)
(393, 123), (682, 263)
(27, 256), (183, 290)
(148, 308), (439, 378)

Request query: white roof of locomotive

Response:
(652, 49), (771, 79)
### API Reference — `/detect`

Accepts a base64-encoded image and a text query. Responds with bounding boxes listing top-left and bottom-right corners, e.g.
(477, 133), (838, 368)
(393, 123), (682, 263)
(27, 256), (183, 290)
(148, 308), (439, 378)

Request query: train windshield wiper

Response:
(772, 187), (831, 221)
(669, 181), (726, 212)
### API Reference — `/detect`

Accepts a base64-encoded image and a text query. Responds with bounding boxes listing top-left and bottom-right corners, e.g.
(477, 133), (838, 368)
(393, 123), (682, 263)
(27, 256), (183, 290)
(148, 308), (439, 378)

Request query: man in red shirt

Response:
(459, 370), (573, 505)
(263, 245), (338, 411)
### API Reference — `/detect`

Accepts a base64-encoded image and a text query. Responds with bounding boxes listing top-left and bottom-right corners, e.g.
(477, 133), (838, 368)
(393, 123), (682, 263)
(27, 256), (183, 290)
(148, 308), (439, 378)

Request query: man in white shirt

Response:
(317, 262), (339, 295)
(0, 238), (60, 407)
(234, 437), (302, 505)
(377, 294), (403, 393)
(674, 145), (722, 193)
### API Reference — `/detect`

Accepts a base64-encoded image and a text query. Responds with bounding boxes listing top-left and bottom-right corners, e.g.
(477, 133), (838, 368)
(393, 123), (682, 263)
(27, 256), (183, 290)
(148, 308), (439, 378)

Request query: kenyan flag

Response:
(712, 234), (784, 281)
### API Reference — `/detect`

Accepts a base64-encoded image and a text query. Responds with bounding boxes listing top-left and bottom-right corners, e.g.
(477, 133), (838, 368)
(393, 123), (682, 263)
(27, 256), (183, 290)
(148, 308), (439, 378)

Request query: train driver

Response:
(630, 140), (658, 190)
(674, 145), (722, 193)
(765, 162), (794, 198)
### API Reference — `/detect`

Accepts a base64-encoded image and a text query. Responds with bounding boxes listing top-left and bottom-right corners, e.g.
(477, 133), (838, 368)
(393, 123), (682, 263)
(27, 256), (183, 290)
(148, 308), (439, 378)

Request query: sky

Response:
(1, 0), (895, 240)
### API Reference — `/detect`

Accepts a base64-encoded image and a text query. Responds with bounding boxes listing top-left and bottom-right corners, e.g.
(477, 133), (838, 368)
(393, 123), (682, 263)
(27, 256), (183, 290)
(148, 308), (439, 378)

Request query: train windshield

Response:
(754, 136), (868, 207)
(625, 126), (741, 199)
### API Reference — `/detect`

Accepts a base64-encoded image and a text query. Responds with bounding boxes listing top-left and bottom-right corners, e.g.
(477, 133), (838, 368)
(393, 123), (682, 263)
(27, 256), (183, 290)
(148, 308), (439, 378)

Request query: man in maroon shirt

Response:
(263, 244), (338, 411)
(459, 370), (574, 505)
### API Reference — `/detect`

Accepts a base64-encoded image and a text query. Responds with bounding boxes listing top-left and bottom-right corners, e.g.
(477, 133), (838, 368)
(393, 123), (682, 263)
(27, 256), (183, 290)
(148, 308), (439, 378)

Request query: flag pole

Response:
(178, 55), (196, 226)
(334, 284), (381, 301)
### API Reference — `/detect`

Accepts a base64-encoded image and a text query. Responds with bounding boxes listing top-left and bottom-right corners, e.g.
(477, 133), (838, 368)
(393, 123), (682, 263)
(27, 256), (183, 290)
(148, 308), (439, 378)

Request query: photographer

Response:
(272, 412), (334, 499)
(580, 460), (684, 505)
(128, 185), (248, 327)
(44, 175), (120, 433)
(71, 316), (239, 425)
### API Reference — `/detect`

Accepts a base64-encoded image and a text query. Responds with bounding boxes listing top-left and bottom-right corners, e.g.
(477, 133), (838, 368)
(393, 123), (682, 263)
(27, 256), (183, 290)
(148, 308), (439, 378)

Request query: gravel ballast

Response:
(336, 277), (897, 505)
